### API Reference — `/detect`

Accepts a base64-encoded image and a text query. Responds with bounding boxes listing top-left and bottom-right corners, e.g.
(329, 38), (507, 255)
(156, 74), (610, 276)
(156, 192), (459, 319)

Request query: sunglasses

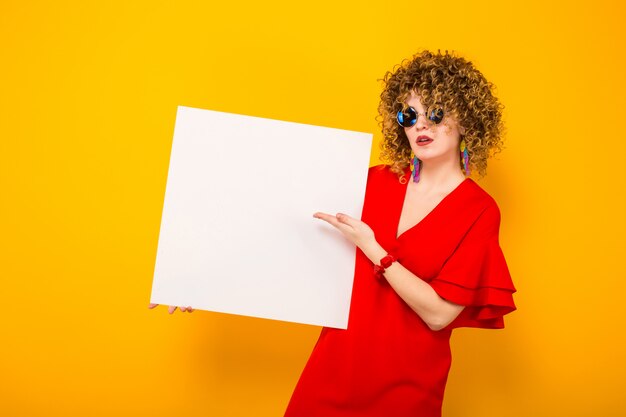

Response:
(396, 106), (445, 128)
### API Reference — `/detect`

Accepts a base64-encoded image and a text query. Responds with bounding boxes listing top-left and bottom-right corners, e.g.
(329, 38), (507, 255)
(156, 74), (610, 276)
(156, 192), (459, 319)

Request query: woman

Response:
(283, 49), (517, 416)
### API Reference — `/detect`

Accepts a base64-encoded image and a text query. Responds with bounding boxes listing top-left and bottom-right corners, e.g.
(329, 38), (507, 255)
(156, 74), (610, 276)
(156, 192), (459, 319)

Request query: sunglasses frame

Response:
(396, 105), (445, 128)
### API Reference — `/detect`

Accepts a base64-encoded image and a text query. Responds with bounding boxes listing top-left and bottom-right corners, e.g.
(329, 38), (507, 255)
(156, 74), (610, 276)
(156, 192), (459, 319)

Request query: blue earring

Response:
(410, 150), (420, 182)
(460, 140), (470, 176)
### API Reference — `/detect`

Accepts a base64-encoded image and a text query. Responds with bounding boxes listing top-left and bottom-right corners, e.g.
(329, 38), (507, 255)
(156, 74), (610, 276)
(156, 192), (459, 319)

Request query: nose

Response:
(413, 112), (430, 130)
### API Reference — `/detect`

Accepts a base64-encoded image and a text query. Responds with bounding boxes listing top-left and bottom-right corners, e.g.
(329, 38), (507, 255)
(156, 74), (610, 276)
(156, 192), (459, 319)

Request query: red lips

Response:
(417, 135), (433, 146)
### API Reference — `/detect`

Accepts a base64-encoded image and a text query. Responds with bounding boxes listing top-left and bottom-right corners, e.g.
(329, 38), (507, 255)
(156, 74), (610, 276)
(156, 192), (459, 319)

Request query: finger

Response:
(187, 306), (193, 313)
(314, 212), (347, 229)
(180, 306), (187, 312)
(313, 211), (332, 220)
(168, 305), (177, 314)
(336, 213), (357, 226)
(148, 303), (159, 309)
(316, 212), (355, 237)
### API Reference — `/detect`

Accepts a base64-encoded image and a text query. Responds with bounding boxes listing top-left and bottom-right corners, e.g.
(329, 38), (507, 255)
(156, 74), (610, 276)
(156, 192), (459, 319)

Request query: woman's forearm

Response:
(361, 241), (464, 331)
(311, 212), (464, 330)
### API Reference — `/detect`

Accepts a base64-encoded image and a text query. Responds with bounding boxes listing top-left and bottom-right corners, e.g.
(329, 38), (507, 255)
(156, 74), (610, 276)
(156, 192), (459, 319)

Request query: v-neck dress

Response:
(284, 164), (517, 417)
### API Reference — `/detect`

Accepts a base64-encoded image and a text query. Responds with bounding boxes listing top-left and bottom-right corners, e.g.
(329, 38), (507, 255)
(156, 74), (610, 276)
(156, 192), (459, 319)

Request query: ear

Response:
(459, 125), (466, 136)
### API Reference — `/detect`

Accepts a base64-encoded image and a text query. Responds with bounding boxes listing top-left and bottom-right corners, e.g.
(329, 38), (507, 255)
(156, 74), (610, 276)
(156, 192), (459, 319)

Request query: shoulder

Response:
(465, 179), (500, 212)
(367, 164), (406, 185)
(462, 179), (502, 231)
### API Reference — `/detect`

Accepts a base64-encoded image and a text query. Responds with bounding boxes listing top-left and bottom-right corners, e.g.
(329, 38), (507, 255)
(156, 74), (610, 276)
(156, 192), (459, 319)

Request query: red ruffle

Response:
(430, 224), (517, 329)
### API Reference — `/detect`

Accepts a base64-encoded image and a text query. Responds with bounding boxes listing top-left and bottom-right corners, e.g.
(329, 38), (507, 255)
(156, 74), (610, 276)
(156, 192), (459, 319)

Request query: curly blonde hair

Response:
(376, 49), (505, 180)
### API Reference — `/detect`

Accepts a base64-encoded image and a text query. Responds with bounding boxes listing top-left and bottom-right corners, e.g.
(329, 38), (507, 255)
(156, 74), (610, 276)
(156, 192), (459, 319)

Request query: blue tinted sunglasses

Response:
(396, 106), (445, 128)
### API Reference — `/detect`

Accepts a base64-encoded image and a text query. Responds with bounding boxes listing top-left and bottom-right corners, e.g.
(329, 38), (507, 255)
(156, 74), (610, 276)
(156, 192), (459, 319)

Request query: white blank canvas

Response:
(150, 106), (372, 329)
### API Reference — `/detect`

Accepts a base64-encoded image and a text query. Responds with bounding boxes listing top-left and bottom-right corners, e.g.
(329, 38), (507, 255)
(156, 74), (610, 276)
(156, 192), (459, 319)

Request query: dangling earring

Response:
(410, 150), (420, 183)
(460, 139), (470, 176)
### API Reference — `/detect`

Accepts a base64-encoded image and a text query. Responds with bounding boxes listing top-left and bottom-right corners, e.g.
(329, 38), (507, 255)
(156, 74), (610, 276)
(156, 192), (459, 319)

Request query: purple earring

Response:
(410, 150), (420, 182)
(460, 139), (470, 176)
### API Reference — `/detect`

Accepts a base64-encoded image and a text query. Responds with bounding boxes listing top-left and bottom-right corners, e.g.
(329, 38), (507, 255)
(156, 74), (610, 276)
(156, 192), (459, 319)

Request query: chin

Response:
(415, 150), (454, 164)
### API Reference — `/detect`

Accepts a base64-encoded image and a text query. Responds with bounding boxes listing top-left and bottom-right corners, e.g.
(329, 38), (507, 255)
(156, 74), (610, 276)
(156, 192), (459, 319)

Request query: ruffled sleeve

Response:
(429, 201), (517, 329)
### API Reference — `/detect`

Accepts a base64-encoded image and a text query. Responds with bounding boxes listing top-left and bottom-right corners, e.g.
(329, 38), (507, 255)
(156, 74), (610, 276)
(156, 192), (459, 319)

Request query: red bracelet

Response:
(373, 254), (397, 279)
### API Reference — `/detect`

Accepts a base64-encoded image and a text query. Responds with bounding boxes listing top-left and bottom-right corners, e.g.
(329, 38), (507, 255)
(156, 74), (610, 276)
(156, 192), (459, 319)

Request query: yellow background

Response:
(1, 0), (625, 416)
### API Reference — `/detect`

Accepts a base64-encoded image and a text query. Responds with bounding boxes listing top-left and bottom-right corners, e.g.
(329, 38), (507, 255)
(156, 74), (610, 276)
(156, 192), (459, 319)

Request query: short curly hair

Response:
(376, 49), (505, 180)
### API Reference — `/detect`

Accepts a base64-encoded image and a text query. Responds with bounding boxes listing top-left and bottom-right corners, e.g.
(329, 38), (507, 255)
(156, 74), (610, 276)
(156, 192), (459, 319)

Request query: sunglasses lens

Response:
(428, 107), (444, 124)
(397, 107), (417, 127)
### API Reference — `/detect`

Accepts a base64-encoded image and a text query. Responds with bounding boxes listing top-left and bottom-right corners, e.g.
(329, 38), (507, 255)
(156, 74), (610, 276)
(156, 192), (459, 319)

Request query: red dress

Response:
(284, 164), (517, 417)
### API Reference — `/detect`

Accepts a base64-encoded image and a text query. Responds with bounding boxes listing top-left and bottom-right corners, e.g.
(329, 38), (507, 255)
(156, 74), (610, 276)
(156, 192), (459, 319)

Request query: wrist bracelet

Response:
(373, 254), (397, 279)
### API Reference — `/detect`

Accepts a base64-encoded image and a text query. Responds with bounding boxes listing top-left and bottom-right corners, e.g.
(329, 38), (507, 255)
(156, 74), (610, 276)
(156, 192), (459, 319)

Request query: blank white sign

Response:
(150, 106), (372, 329)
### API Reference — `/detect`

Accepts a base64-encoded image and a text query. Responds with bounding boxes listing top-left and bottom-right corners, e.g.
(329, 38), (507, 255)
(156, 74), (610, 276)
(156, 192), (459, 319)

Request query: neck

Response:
(414, 156), (466, 190)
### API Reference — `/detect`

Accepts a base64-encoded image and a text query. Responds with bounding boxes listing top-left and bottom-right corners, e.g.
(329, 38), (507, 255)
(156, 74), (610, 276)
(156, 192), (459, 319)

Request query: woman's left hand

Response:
(313, 212), (377, 253)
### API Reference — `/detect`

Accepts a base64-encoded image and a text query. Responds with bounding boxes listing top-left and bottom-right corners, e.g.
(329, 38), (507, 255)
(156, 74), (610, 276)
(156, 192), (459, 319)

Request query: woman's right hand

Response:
(148, 303), (194, 314)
